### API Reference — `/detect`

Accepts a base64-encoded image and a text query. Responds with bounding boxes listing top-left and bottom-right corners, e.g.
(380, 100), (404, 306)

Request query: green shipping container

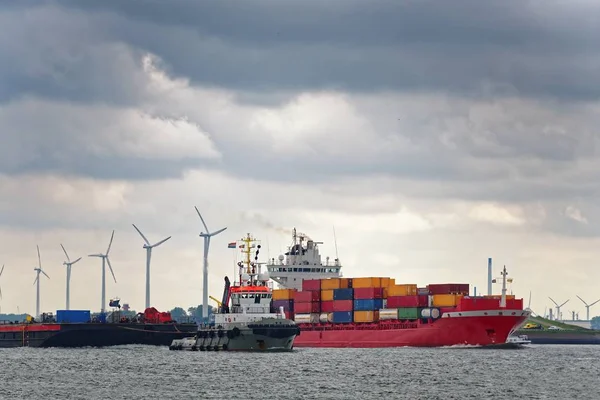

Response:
(398, 307), (419, 320)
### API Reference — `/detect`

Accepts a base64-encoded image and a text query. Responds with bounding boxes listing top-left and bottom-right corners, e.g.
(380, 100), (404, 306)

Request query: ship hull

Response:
(294, 309), (529, 348)
(0, 322), (198, 348)
(170, 319), (300, 352)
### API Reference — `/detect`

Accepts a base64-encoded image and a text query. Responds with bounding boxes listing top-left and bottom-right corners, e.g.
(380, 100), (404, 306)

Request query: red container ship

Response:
(265, 229), (530, 348)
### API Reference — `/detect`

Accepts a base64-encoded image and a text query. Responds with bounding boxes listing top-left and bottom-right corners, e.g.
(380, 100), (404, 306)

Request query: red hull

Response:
(294, 309), (529, 348)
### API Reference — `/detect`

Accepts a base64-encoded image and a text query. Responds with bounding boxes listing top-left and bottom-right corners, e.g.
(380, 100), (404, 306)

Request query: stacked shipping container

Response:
(273, 277), (519, 325)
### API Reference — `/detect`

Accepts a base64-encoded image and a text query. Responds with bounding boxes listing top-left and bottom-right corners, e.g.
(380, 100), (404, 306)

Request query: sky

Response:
(1, 0), (599, 319)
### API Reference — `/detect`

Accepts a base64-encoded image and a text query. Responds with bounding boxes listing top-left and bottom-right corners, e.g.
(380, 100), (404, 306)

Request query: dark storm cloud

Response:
(2, 1), (600, 102)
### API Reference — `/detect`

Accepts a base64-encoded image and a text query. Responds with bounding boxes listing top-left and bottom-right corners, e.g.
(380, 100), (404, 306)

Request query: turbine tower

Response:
(33, 246), (50, 319)
(60, 244), (82, 310)
(549, 297), (569, 321)
(195, 206), (226, 325)
(0, 264), (5, 312)
(576, 295), (600, 321)
(132, 224), (171, 309)
(88, 230), (117, 313)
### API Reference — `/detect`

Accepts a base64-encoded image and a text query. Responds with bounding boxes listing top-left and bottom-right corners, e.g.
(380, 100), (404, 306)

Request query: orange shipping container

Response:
(388, 278), (396, 287)
(321, 278), (341, 290)
(387, 284), (418, 297)
(352, 277), (382, 288)
(432, 294), (463, 307)
(339, 278), (350, 289)
(354, 310), (379, 323)
(272, 289), (296, 301)
(321, 289), (334, 302)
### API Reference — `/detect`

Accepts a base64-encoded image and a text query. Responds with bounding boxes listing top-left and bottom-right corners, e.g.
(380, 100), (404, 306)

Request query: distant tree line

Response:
(592, 316), (600, 330)
(0, 305), (217, 324)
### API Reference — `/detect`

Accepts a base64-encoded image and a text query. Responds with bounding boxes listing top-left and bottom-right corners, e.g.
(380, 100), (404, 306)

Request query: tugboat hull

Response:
(169, 319), (300, 352)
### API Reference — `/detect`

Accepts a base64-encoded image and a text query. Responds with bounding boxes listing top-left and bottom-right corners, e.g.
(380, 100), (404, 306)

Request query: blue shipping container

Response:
(333, 288), (353, 301)
(353, 299), (384, 311)
(56, 310), (91, 323)
(332, 311), (353, 323)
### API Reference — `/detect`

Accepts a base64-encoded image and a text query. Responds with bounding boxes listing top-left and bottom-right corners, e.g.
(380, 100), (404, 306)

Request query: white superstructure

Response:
(266, 228), (342, 290)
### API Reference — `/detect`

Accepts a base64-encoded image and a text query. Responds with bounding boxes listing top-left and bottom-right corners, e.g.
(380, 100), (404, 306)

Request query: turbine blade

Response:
(88, 254), (103, 257)
(41, 270), (50, 279)
(132, 224), (150, 245)
(106, 230), (115, 254)
(195, 206), (210, 233)
(60, 244), (71, 262)
(560, 299), (569, 307)
(548, 297), (558, 306)
(576, 295), (587, 306)
(37, 245), (42, 269)
(33, 275), (38, 285)
(0, 285), (2, 299)
(0, 264), (4, 277)
(211, 227), (227, 236)
(72, 257), (82, 264)
(106, 257), (117, 283)
(590, 299), (600, 307)
(151, 236), (171, 248)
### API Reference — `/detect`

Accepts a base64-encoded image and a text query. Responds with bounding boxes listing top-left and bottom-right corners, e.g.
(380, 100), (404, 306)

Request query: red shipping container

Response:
(321, 301), (334, 313)
(332, 300), (353, 312)
(456, 297), (523, 311)
(428, 283), (470, 295)
(295, 290), (321, 303)
(302, 279), (322, 291)
(418, 295), (429, 307)
(353, 287), (383, 300)
(294, 302), (321, 314)
(387, 296), (418, 308)
(284, 311), (294, 319)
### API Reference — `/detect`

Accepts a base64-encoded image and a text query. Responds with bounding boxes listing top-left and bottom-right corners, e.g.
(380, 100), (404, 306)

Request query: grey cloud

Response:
(2, 1), (600, 104)
(46, 0), (600, 100)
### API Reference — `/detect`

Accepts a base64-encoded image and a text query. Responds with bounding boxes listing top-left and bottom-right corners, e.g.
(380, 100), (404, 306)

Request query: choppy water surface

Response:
(0, 345), (598, 399)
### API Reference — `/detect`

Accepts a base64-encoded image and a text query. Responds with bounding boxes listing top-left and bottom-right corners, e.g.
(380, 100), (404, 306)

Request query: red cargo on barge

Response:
(265, 229), (530, 348)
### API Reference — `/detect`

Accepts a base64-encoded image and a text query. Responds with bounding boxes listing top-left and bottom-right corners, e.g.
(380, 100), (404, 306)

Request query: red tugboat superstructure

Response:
(267, 229), (530, 348)
(170, 233), (299, 351)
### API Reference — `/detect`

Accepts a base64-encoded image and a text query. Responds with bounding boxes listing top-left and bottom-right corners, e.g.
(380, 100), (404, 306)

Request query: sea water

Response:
(0, 345), (598, 399)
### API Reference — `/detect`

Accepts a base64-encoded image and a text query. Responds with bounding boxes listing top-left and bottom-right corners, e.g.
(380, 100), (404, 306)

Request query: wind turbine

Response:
(132, 224), (171, 309)
(88, 230), (117, 313)
(33, 246), (50, 319)
(576, 295), (600, 321)
(549, 297), (569, 321)
(195, 206), (226, 325)
(0, 264), (4, 312)
(60, 244), (82, 311)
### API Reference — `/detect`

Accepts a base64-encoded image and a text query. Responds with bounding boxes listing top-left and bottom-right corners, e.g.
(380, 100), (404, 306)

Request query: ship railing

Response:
(231, 306), (272, 314)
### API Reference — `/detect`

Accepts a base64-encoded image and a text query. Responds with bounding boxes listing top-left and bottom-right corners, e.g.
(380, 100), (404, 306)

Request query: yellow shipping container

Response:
(387, 284), (418, 297)
(354, 310), (380, 323)
(381, 277), (390, 288)
(321, 289), (334, 302)
(352, 277), (382, 288)
(272, 289), (296, 301)
(321, 278), (341, 290)
(432, 294), (463, 307)
(388, 278), (396, 287)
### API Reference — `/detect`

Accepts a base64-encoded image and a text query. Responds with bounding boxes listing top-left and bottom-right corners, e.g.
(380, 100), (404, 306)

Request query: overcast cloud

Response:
(0, 1), (599, 317)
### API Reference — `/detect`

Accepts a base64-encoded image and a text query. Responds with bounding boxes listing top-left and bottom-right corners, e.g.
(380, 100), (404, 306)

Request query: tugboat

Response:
(169, 233), (300, 351)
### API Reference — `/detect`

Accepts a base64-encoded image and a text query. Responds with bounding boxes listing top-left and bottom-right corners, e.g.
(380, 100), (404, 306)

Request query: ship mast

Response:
(500, 265), (508, 308)
(238, 233), (260, 286)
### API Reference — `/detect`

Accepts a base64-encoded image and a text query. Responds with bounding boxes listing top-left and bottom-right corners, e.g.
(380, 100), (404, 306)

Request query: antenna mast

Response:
(333, 225), (339, 264)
